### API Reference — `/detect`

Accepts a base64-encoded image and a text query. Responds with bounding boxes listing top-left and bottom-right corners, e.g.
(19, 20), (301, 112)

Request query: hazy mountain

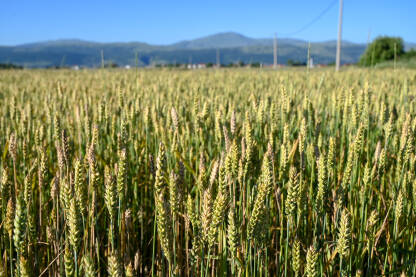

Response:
(405, 42), (416, 51)
(1, 31), (411, 68)
(171, 32), (263, 49)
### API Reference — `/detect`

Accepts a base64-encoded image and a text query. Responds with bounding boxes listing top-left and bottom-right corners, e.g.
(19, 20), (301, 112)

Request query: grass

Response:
(375, 57), (416, 69)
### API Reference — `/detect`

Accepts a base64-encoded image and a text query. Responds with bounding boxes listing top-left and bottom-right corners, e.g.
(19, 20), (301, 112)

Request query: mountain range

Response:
(1, 32), (415, 67)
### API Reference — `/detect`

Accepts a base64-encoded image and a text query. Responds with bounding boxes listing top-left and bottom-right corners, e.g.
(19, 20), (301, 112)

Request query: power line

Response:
(273, 33), (277, 68)
(278, 0), (338, 37)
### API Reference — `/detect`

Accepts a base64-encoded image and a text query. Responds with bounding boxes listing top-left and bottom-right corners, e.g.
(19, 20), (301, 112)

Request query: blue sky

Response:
(1, 0), (415, 45)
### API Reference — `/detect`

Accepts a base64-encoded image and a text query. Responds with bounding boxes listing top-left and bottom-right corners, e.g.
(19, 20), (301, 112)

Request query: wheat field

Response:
(0, 68), (416, 276)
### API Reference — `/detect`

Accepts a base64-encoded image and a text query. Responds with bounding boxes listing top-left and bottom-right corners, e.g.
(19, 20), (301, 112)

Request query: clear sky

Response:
(1, 0), (415, 45)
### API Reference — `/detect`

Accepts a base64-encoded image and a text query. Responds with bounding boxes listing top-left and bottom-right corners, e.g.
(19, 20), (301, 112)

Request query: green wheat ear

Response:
(68, 195), (81, 252)
(18, 256), (30, 277)
(5, 198), (15, 238)
(82, 255), (96, 277)
(74, 158), (87, 216)
(9, 133), (17, 162)
(117, 148), (127, 198)
(306, 245), (318, 277)
(104, 166), (117, 222)
(201, 185), (213, 243)
(186, 194), (197, 227)
(367, 210), (378, 246)
(230, 110), (236, 135)
(285, 166), (299, 219)
(125, 262), (134, 277)
(292, 239), (301, 277)
(316, 153), (326, 210)
(208, 188), (227, 248)
(107, 252), (122, 277)
(154, 142), (166, 195)
(337, 209), (350, 258)
(248, 152), (272, 241)
(155, 192), (173, 263)
(169, 170), (180, 218)
(171, 107), (179, 131)
(227, 208), (238, 257)
(395, 190), (403, 226)
(64, 241), (74, 277)
(1, 167), (10, 202)
(13, 193), (27, 256)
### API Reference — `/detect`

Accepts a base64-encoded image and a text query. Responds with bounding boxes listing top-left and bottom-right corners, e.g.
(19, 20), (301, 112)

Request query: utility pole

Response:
(307, 42), (311, 72)
(273, 33), (277, 69)
(335, 0), (344, 72)
(216, 49), (220, 68)
(101, 50), (104, 68)
(367, 29), (371, 46)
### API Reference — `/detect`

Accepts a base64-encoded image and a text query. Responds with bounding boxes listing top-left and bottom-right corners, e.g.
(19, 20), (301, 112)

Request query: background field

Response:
(1, 68), (416, 276)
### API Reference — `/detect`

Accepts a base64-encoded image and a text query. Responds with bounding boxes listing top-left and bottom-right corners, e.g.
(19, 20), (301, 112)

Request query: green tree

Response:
(359, 36), (404, 66)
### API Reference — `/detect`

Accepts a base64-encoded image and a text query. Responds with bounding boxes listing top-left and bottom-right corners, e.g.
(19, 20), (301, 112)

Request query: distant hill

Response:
(405, 42), (416, 51)
(171, 32), (263, 49)
(1, 32), (412, 68)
